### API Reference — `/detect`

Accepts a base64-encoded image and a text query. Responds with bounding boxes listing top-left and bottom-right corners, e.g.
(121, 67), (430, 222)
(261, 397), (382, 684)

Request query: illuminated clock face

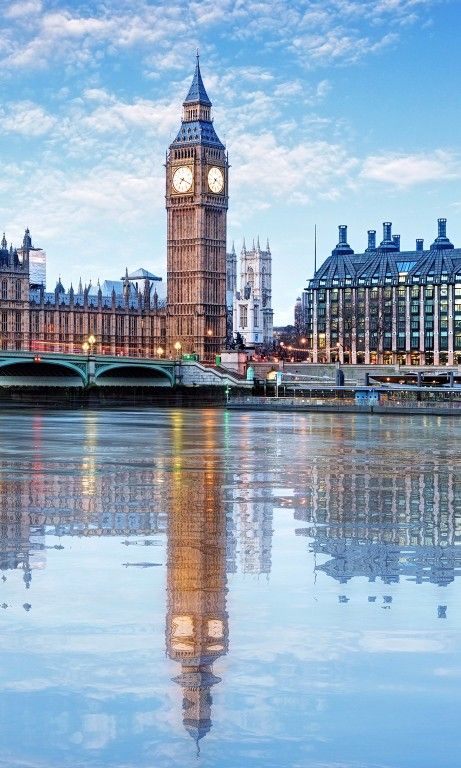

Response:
(172, 165), (193, 193)
(208, 166), (224, 194)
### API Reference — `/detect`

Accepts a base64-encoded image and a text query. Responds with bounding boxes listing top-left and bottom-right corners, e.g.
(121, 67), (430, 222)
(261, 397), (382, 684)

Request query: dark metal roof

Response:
(171, 119), (224, 149)
(309, 221), (460, 288)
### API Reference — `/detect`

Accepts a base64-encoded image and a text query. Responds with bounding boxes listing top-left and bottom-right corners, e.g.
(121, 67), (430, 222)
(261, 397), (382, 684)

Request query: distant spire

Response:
(252, 237), (255, 250)
(23, 227), (32, 249)
(314, 225), (317, 273)
(257, 235), (260, 251)
(266, 238), (270, 252)
(242, 237), (246, 252)
(78, 277), (83, 294)
(1, 233), (6, 250)
(184, 52), (212, 106)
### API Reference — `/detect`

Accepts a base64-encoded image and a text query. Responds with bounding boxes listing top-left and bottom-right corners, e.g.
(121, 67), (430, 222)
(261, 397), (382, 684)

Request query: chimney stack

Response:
(416, 239), (424, 252)
(338, 225), (347, 245)
(383, 222), (392, 242)
(367, 230), (376, 250)
(438, 218), (447, 239)
(392, 235), (400, 251)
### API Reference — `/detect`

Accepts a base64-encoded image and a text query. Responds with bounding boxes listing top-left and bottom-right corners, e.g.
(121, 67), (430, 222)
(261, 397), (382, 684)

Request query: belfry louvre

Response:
(304, 219), (461, 366)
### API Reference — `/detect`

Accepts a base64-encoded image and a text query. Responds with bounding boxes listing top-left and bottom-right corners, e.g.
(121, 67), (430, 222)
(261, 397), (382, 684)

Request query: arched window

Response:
(1, 280), (7, 301)
(247, 267), (254, 287)
(15, 280), (21, 301)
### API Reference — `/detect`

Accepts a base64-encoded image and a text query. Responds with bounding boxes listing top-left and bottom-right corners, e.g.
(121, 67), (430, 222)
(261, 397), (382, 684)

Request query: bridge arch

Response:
(0, 358), (87, 386)
(94, 363), (174, 387)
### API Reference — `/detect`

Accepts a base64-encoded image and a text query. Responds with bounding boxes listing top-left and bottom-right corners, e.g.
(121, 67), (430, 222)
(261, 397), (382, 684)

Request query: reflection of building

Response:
(227, 239), (273, 346)
(294, 454), (461, 587)
(0, 413), (167, 589)
(227, 474), (273, 575)
(0, 508), (45, 587)
(304, 218), (461, 365)
(166, 412), (228, 747)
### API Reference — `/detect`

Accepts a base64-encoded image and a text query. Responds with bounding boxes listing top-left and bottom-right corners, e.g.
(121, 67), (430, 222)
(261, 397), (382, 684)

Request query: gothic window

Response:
(1, 280), (7, 300)
(1, 311), (7, 333)
(15, 311), (21, 333)
(15, 281), (21, 301)
(247, 267), (254, 287)
(240, 305), (248, 328)
(254, 306), (259, 327)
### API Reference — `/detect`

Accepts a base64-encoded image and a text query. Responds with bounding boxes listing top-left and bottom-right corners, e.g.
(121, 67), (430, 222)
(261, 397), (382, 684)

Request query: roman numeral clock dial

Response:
(208, 166), (224, 194)
(172, 165), (193, 193)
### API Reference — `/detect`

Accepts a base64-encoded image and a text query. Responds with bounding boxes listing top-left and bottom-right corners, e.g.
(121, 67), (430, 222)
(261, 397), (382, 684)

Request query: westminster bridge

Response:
(0, 350), (248, 389)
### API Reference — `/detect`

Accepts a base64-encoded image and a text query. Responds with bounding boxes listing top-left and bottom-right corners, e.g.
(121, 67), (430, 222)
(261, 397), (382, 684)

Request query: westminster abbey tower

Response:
(166, 56), (229, 361)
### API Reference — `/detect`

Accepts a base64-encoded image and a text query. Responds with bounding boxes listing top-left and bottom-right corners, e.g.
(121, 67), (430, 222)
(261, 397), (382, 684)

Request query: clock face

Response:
(172, 165), (193, 193)
(208, 166), (224, 194)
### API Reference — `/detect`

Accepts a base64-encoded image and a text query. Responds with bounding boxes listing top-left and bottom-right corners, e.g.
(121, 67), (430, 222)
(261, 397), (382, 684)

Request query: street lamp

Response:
(156, 346), (164, 358)
(206, 329), (212, 336)
(88, 334), (96, 354)
(82, 341), (89, 355)
(174, 341), (182, 359)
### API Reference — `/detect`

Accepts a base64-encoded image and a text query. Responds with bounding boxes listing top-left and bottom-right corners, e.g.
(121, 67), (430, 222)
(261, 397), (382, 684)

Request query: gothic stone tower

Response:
(166, 56), (229, 361)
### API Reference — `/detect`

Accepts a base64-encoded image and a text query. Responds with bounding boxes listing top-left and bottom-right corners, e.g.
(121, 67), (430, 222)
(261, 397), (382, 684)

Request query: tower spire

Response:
(184, 53), (212, 107)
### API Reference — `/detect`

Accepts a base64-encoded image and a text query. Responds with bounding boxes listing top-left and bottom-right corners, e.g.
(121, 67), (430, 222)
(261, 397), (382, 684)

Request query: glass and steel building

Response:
(303, 219), (461, 365)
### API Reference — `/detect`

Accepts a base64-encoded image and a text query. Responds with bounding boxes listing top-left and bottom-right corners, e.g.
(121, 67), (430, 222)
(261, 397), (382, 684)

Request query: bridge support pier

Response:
(88, 357), (96, 385)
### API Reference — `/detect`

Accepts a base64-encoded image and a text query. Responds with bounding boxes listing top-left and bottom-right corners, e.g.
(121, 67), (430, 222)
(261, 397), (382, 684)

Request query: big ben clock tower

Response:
(166, 55), (229, 361)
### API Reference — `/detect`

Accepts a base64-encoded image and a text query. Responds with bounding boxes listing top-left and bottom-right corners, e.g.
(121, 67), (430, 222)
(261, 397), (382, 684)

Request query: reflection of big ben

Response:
(166, 413), (228, 746)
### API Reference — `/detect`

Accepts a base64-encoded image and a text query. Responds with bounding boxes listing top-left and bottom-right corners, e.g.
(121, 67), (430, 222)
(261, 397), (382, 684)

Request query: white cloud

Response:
(361, 150), (460, 187)
(4, 0), (42, 19)
(229, 131), (358, 210)
(0, 0), (437, 72)
(0, 101), (56, 136)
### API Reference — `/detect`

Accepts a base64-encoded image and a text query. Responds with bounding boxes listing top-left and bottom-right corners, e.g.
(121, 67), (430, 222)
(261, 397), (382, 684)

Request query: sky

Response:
(0, 0), (460, 325)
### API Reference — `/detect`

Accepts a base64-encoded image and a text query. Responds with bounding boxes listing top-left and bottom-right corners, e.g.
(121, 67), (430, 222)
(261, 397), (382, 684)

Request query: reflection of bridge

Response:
(0, 350), (247, 388)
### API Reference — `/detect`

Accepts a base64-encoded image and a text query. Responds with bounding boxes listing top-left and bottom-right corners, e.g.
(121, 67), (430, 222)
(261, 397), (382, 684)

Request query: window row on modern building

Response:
(303, 219), (461, 365)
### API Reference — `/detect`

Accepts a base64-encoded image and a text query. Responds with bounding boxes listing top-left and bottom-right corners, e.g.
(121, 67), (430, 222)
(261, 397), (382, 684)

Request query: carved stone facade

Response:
(228, 238), (273, 346)
(0, 230), (166, 355)
(166, 56), (228, 361)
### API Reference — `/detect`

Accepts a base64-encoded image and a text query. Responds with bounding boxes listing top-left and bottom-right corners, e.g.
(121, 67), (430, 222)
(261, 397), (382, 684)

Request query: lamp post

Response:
(88, 334), (96, 355)
(174, 341), (182, 360)
(156, 346), (164, 359)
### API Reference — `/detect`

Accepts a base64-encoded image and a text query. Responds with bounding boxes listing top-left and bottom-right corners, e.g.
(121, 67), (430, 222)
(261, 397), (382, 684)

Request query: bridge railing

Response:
(1, 338), (169, 360)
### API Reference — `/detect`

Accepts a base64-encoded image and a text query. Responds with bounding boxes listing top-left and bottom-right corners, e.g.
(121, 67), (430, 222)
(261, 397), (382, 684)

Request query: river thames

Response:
(0, 409), (460, 768)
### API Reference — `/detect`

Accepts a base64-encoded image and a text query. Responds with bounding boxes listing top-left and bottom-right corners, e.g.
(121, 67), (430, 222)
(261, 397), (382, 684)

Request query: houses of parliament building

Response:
(0, 56), (228, 362)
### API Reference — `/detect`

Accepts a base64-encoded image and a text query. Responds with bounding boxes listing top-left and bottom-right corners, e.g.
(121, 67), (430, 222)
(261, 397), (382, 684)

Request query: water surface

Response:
(0, 409), (460, 768)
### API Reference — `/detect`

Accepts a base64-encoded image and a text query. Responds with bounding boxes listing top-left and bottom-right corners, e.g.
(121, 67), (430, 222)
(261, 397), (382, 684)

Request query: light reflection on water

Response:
(0, 409), (460, 767)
